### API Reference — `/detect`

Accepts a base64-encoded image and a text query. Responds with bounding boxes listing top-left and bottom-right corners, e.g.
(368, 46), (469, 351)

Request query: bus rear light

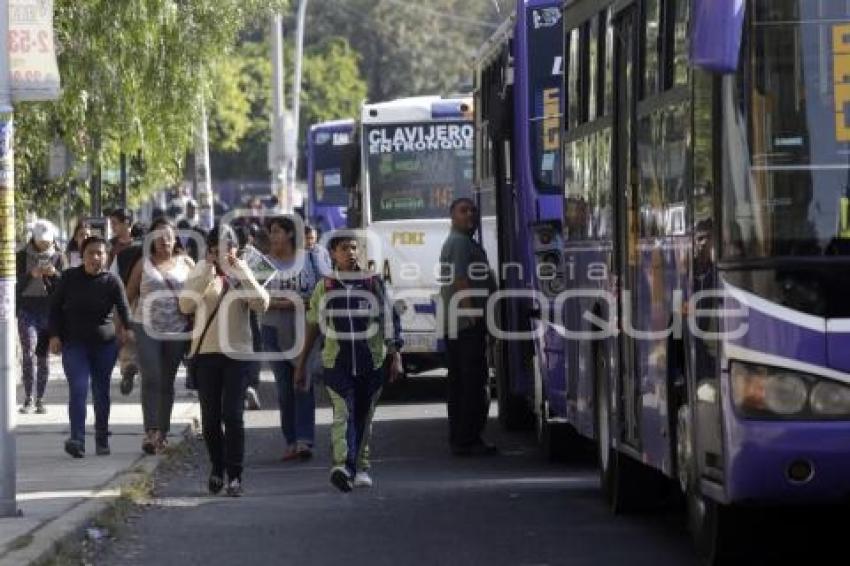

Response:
(730, 361), (850, 419)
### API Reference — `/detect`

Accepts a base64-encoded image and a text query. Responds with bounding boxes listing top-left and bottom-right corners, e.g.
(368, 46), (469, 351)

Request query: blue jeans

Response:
(62, 340), (119, 445)
(17, 308), (49, 399)
(262, 325), (315, 448)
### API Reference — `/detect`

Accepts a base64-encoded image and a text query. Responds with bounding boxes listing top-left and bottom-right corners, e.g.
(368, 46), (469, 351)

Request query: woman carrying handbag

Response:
(179, 226), (269, 497)
(126, 217), (194, 455)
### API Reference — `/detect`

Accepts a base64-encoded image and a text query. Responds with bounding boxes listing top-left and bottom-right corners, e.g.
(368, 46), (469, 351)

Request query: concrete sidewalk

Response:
(0, 357), (200, 565)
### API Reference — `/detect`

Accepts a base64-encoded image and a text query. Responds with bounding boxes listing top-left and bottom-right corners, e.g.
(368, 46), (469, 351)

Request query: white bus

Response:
(352, 95), (494, 374)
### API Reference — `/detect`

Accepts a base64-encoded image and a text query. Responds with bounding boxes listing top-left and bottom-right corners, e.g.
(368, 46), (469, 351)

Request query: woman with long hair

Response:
(126, 217), (194, 454)
(65, 220), (91, 269)
(179, 225), (269, 496)
(262, 217), (323, 461)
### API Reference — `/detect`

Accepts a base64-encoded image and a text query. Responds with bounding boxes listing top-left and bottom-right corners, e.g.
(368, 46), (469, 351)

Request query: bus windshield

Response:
(724, 0), (850, 259)
(311, 132), (353, 206)
(527, 6), (562, 193)
(366, 123), (474, 222)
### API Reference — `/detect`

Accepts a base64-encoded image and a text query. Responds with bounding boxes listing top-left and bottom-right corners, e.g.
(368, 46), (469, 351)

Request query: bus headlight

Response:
(730, 361), (850, 419)
(810, 382), (850, 416)
(731, 362), (808, 417)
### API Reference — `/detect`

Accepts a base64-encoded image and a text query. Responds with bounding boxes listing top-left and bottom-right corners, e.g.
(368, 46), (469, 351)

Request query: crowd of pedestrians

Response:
(15, 195), (499, 496)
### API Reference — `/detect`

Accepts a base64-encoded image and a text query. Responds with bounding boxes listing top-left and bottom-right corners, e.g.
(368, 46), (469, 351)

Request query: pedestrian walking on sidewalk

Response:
(16, 220), (66, 414)
(48, 235), (132, 458)
(262, 217), (322, 462)
(126, 217), (194, 455)
(179, 226), (269, 497)
(294, 235), (403, 493)
(114, 220), (146, 396)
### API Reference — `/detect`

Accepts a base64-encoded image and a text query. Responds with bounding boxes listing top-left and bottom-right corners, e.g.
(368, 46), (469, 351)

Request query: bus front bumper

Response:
(725, 414), (850, 504)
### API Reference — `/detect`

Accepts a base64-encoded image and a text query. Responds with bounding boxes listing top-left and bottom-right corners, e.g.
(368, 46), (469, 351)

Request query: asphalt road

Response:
(94, 376), (698, 566)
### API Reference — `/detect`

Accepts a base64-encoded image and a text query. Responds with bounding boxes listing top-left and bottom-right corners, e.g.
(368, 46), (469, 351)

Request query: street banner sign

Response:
(8, 0), (60, 102)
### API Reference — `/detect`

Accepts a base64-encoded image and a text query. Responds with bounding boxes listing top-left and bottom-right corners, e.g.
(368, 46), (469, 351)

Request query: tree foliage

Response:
(14, 0), (287, 227)
(209, 33), (367, 180)
(306, 0), (509, 101)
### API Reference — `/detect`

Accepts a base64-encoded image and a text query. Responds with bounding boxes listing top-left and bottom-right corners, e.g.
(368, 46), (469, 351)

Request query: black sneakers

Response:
(19, 397), (33, 414)
(208, 473), (224, 495)
(330, 466), (353, 493)
(35, 399), (47, 414)
(64, 438), (85, 458)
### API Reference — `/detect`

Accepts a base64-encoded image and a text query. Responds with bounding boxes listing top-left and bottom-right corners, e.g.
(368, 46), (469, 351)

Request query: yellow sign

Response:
(543, 87), (560, 151)
(833, 24), (850, 142)
(392, 231), (425, 246)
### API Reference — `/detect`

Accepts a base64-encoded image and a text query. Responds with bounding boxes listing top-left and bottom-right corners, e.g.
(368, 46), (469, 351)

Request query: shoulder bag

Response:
(185, 278), (229, 390)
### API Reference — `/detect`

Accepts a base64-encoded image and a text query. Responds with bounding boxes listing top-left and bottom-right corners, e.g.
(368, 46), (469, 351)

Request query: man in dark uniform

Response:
(439, 197), (498, 456)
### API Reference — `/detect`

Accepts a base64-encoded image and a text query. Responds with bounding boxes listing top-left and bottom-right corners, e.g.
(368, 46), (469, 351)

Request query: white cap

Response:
(31, 220), (56, 243)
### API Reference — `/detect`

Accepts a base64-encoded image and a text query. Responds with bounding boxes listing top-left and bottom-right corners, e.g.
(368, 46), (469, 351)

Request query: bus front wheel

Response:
(677, 405), (744, 565)
(595, 347), (645, 512)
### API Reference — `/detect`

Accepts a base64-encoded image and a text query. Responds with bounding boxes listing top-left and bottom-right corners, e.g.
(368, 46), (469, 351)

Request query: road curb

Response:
(0, 413), (200, 566)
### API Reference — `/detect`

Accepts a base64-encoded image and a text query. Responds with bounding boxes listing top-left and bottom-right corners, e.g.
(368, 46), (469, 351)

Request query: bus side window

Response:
(642, 0), (661, 98)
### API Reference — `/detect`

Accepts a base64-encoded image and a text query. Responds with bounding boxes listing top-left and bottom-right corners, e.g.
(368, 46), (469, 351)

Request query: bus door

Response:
(613, 5), (640, 448)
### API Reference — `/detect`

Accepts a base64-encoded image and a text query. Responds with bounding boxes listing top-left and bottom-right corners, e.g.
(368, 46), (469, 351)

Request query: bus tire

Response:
(677, 405), (744, 565)
(594, 344), (648, 513)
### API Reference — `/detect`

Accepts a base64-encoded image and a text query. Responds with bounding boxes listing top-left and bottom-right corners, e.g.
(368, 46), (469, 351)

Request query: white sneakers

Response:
(353, 471), (373, 488)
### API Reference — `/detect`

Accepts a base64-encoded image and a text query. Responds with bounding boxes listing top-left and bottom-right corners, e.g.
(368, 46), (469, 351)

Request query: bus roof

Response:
(361, 96), (473, 124)
(309, 119), (356, 134)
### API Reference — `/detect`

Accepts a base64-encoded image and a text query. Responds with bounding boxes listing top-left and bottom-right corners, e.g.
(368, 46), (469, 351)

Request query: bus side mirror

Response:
(340, 143), (360, 189)
(691, 0), (745, 74)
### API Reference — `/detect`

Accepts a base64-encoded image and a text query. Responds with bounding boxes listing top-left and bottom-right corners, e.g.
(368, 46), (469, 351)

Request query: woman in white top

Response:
(126, 217), (194, 455)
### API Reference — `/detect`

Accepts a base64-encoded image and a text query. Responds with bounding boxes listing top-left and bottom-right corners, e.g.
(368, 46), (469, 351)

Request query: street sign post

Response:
(1, 0), (62, 517)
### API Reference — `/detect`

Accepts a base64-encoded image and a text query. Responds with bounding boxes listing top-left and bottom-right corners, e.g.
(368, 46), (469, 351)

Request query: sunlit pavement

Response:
(96, 376), (698, 566)
(0, 357), (198, 562)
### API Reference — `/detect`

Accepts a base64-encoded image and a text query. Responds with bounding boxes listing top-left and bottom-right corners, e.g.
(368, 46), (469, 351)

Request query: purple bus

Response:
(548, 0), (850, 562)
(307, 119), (358, 234)
(474, 0), (567, 451)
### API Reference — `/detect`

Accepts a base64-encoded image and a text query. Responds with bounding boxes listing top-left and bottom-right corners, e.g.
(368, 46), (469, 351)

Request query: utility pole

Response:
(290, 0), (309, 212)
(270, 13), (289, 212)
(194, 97), (214, 231)
(0, 0), (18, 517)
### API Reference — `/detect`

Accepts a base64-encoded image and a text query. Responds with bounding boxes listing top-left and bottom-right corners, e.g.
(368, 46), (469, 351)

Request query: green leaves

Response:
(209, 32), (367, 180)
(307, 0), (504, 101)
(15, 0), (288, 224)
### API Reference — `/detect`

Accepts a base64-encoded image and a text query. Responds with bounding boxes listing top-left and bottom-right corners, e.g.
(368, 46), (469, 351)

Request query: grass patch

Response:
(8, 534), (33, 551)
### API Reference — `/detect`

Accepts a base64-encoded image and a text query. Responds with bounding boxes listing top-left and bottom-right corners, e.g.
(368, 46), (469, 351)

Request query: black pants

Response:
(245, 312), (262, 390)
(195, 354), (247, 479)
(445, 325), (490, 447)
